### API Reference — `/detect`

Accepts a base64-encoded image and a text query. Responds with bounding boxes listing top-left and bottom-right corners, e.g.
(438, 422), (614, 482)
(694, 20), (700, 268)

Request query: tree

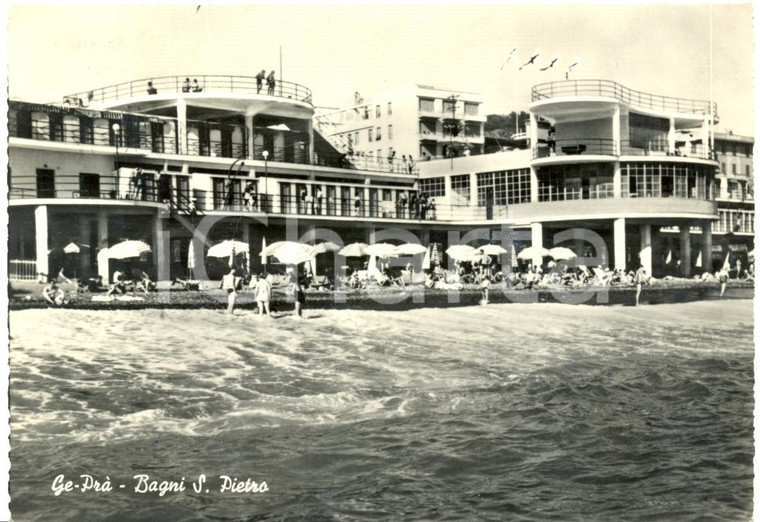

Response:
(485, 111), (530, 138)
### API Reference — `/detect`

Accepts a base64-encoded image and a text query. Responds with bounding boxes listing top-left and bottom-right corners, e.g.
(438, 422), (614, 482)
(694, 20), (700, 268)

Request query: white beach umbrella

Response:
(366, 243), (400, 258)
(548, 247), (577, 261)
(271, 242), (317, 265)
(749, 249), (755, 258)
(695, 251), (702, 269)
(511, 244), (518, 268)
(446, 244), (479, 261)
(207, 240), (249, 258)
(64, 242), (90, 254)
(187, 240), (195, 271)
(665, 249), (672, 265)
(260, 237), (267, 265)
(108, 240), (152, 260)
(313, 241), (342, 255)
(517, 246), (551, 260)
(395, 243), (428, 256)
(339, 242), (368, 257)
(422, 246), (431, 270)
(722, 252), (731, 271)
(479, 244), (508, 256)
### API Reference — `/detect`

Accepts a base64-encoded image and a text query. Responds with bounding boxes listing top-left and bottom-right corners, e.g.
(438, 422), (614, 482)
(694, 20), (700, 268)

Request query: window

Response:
(419, 98), (435, 112)
(621, 163), (711, 200)
(464, 102), (479, 116)
(79, 173), (100, 198)
(443, 99), (457, 113)
(539, 165), (613, 201)
(36, 168), (55, 198)
(746, 165), (751, 177)
(376, 126), (382, 141)
(419, 177), (445, 197)
(721, 162), (726, 173)
(368, 128), (373, 142)
(477, 169), (530, 205)
(732, 163), (737, 175)
(388, 102), (392, 116)
(388, 125), (393, 140)
(354, 131), (359, 145)
(451, 175), (470, 204)
(376, 105), (381, 118)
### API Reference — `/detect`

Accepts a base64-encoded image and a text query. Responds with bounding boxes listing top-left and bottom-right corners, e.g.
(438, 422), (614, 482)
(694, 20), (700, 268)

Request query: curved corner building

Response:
(8, 77), (724, 282)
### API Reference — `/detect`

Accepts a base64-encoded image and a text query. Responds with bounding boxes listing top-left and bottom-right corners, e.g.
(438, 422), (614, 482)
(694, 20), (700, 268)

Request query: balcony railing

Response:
(532, 80), (718, 119)
(9, 102), (418, 175)
(534, 138), (617, 159)
(64, 75), (313, 106)
(620, 140), (715, 160)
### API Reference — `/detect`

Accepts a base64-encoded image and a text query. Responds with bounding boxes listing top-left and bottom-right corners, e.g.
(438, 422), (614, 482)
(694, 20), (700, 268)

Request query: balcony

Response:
(64, 75), (313, 106)
(9, 102), (419, 176)
(534, 138), (616, 159)
(531, 79), (718, 119)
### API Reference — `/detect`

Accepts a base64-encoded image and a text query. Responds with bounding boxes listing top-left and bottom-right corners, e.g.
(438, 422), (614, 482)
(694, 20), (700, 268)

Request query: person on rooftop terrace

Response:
(256, 70), (266, 93)
(182, 78), (191, 93)
(267, 71), (276, 95)
(147, 81), (157, 95)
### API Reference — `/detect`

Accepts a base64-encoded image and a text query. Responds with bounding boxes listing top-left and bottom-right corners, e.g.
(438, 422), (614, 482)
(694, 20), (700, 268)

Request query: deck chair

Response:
(311, 275), (331, 290)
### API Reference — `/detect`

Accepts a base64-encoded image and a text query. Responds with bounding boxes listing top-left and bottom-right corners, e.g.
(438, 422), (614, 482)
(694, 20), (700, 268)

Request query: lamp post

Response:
(262, 150), (269, 212)
(112, 123), (121, 198)
(445, 94), (459, 169)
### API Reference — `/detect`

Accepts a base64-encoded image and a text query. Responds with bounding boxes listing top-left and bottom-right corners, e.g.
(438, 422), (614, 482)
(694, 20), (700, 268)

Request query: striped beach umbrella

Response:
(339, 242), (369, 257)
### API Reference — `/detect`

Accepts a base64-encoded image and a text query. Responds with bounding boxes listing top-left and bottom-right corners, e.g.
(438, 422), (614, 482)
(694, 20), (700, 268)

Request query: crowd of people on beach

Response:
(221, 267), (304, 319)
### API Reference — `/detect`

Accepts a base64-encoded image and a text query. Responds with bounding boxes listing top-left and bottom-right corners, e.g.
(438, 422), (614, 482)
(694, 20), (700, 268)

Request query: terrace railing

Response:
(531, 80), (718, 119)
(65, 75), (313, 106)
(534, 138), (617, 159)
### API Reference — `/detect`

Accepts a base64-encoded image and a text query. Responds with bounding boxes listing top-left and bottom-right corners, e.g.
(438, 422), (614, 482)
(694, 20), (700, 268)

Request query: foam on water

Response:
(8, 301), (755, 521)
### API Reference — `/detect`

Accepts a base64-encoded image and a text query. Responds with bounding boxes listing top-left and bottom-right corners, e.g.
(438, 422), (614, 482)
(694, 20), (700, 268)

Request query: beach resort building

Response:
(7, 76), (743, 283)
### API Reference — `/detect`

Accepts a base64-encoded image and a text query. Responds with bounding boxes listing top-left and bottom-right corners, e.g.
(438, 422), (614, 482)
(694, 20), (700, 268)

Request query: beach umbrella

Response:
(313, 241), (342, 255)
(187, 240), (195, 271)
(108, 240), (152, 259)
(261, 237), (267, 265)
(431, 243), (441, 265)
(721, 251), (731, 271)
(395, 243), (428, 256)
(261, 240), (287, 258)
(446, 244), (479, 261)
(517, 246), (551, 260)
(422, 246), (431, 270)
(207, 240), (249, 258)
(479, 244), (508, 256)
(64, 242), (90, 254)
(695, 251), (702, 269)
(366, 243), (400, 258)
(339, 242), (368, 257)
(271, 242), (317, 265)
(665, 249), (672, 265)
(749, 249), (755, 258)
(511, 244), (518, 268)
(548, 246), (577, 261)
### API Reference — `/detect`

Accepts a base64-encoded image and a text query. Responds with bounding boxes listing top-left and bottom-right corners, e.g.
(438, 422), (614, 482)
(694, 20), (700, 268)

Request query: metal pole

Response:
(279, 46), (283, 97)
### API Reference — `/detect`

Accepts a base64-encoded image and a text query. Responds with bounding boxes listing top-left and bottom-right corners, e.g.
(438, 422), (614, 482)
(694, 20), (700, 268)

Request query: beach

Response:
(8, 300), (754, 520)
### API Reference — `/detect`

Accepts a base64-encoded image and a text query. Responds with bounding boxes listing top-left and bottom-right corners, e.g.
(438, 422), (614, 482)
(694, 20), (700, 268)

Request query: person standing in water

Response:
(288, 268), (306, 318)
(255, 273), (272, 317)
(221, 268), (240, 315)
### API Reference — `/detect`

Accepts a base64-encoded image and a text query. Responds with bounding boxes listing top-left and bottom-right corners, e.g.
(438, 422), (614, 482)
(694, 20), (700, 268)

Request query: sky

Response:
(5, 2), (756, 135)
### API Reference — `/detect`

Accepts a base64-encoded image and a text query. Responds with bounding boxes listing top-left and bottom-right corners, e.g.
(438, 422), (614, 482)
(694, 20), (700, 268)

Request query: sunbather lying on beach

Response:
(43, 281), (69, 306)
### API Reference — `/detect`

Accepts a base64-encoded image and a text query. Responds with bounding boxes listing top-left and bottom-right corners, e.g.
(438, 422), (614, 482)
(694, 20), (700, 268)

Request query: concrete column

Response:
(367, 225), (377, 245)
(419, 228), (430, 245)
(79, 215), (91, 275)
(668, 118), (676, 155)
(701, 118), (710, 159)
(613, 161), (621, 198)
(177, 98), (188, 155)
(246, 112), (255, 160)
(154, 210), (170, 282)
(639, 223), (652, 275)
(530, 222), (543, 268)
(612, 106), (621, 154)
(530, 166), (539, 203)
(680, 224), (692, 277)
(34, 205), (49, 278)
(529, 113), (538, 150)
(241, 222), (251, 273)
(613, 218), (626, 270)
(307, 119), (315, 165)
(97, 209), (109, 282)
(469, 172), (478, 206)
(701, 220), (712, 273)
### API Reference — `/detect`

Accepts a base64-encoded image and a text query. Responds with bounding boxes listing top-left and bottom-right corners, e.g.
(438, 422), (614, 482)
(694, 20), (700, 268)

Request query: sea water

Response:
(8, 301), (754, 521)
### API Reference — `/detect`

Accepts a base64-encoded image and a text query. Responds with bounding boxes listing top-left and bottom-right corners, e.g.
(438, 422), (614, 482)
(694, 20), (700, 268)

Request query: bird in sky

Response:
(565, 60), (579, 79)
(500, 48), (518, 70)
(519, 53), (540, 70)
(540, 58), (559, 71)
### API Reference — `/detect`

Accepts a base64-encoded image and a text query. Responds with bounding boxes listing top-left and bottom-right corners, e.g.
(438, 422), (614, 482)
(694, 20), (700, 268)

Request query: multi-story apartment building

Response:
(315, 85), (485, 166)
(7, 77), (731, 283)
(712, 131), (754, 258)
